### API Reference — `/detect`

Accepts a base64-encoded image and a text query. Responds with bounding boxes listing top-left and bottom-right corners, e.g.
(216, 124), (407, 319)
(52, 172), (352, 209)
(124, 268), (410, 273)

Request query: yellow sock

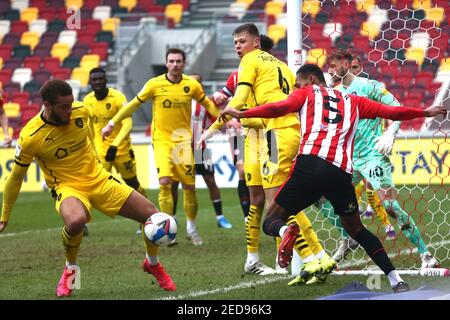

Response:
(141, 224), (159, 257)
(246, 205), (262, 253)
(61, 226), (83, 265)
(183, 189), (198, 221)
(287, 215), (314, 259)
(367, 188), (390, 227)
(138, 185), (148, 198)
(354, 180), (365, 203)
(293, 212), (324, 256)
(159, 184), (174, 215)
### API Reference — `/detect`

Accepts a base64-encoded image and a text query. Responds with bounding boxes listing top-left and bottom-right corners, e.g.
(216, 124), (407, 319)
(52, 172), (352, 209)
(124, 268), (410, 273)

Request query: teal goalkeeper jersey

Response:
(335, 76), (400, 160)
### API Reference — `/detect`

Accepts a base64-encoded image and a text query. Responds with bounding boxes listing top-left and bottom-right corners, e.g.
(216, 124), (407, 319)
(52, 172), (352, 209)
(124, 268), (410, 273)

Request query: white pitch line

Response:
(160, 239), (450, 300)
(160, 274), (292, 300)
(0, 218), (129, 238)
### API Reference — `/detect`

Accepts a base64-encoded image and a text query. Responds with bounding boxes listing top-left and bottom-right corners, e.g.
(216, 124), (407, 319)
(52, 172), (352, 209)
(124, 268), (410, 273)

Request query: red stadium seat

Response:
(10, 21), (28, 36)
(43, 57), (61, 72)
(90, 42), (109, 61)
(11, 92), (30, 109)
(52, 68), (72, 80)
(23, 56), (42, 72)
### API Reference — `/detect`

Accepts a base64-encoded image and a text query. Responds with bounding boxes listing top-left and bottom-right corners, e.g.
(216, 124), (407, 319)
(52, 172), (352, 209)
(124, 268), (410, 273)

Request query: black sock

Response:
(237, 179), (250, 217)
(355, 228), (395, 275)
(212, 199), (222, 216)
(263, 215), (285, 237)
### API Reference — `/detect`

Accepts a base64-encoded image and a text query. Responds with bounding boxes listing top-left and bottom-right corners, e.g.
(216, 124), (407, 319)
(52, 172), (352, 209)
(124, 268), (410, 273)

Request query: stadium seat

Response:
(96, 31), (113, 46)
(12, 68), (32, 89)
(47, 20), (65, 33)
(306, 48), (327, 67)
(302, 0), (321, 18)
(3, 57), (22, 70)
(33, 69), (51, 84)
(228, 3), (247, 21)
(84, 0), (101, 10)
(265, 1), (284, 19)
(52, 67), (71, 80)
(415, 71), (434, 87)
(2, 82), (21, 95)
(58, 30), (77, 49)
(30, 0), (46, 8)
(267, 24), (286, 47)
(360, 21), (379, 40)
(20, 7), (39, 23)
(29, 19), (47, 36)
(82, 19), (101, 34)
(21, 32), (40, 51)
(2, 34), (21, 47)
(13, 45), (31, 58)
(51, 42), (71, 62)
(11, 0), (30, 12)
(102, 17), (119, 35)
(23, 80), (41, 93)
(65, 0), (84, 9)
(80, 54), (100, 70)
(71, 67), (89, 86)
(90, 42), (108, 61)
(405, 47), (425, 66)
(39, 8), (56, 20)
(3, 102), (20, 117)
(11, 91), (30, 108)
(426, 7), (445, 26)
(165, 4), (183, 26)
(29, 92), (42, 105)
(119, 0), (137, 12)
(1, 10), (20, 22)
(0, 20), (11, 38)
(70, 43), (89, 59)
(62, 55), (80, 68)
(0, 46), (12, 61)
(11, 20), (28, 35)
(410, 32), (430, 51)
(323, 22), (342, 43)
(92, 6), (111, 22)
(33, 44), (51, 57)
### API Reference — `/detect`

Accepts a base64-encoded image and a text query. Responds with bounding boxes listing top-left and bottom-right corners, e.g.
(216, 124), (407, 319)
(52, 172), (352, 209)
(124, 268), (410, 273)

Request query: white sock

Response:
(279, 225), (288, 238)
(387, 270), (404, 287)
(146, 254), (159, 266)
(315, 250), (326, 259)
(216, 214), (224, 221)
(187, 219), (196, 234)
(302, 254), (316, 264)
(246, 252), (259, 265)
(65, 261), (77, 267)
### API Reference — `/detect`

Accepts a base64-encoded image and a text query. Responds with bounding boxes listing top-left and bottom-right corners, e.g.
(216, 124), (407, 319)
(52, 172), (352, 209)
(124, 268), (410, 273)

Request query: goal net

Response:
(293, 0), (449, 274)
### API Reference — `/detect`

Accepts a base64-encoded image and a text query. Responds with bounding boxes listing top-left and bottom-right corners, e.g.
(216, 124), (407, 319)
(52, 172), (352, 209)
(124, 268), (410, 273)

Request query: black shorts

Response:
(275, 155), (358, 216)
(195, 162), (214, 176)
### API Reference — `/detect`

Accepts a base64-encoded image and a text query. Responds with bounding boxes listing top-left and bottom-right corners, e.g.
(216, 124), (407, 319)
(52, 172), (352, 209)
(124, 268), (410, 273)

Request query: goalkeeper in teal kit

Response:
(320, 49), (439, 268)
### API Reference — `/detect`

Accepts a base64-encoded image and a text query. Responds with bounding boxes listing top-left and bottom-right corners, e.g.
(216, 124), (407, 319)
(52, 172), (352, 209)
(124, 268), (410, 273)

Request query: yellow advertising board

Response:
(390, 137), (449, 185)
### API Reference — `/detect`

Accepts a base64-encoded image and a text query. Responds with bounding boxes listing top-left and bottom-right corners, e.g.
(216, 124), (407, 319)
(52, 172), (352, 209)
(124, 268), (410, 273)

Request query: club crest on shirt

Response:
(184, 86), (190, 93)
(75, 118), (83, 128)
(106, 103), (111, 110)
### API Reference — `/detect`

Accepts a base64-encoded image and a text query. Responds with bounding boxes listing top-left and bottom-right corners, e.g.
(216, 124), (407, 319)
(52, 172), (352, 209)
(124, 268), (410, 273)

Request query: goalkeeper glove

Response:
(105, 145), (118, 162)
(374, 124), (398, 155)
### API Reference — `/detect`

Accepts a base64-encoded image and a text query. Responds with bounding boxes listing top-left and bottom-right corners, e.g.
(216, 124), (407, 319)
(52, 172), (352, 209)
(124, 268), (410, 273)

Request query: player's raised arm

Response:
(355, 95), (447, 120)
(0, 162), (29, 232)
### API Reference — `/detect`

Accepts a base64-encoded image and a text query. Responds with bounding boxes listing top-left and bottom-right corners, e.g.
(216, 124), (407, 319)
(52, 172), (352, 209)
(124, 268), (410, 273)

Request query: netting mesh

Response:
(298, 0), (449, 270)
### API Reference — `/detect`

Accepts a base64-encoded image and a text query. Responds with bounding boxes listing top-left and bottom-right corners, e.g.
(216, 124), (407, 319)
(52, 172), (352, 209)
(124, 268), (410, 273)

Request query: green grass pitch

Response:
(0, 187), (449, 300)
